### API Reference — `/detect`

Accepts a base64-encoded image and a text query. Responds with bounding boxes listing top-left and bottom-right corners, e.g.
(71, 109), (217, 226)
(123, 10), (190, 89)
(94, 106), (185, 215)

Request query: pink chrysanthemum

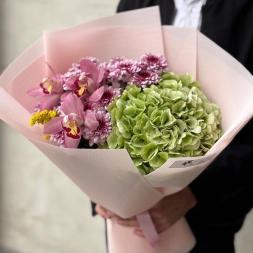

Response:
(98, 86), (121, 107)
(140, 53), (168, 73)
(49, 131), (65, 147)
(105, 58), (135, 83)
(32, 102), (41, 113)
(63, 63), (82, 82)
(129, 70), (160, 88)
(83, 109), (112, 146)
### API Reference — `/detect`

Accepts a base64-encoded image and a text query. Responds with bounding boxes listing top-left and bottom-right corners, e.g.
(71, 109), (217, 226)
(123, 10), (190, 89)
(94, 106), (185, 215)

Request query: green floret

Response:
(105, 72), (222, 175)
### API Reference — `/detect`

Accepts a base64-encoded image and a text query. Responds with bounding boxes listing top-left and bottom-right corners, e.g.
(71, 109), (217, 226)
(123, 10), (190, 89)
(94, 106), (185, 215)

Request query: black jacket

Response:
(117, 1), (253, 251)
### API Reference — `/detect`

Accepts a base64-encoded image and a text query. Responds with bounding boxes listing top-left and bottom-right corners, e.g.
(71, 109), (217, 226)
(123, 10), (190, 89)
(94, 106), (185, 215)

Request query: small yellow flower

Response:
(30, 110), (58, 126)
(44, 134), (51, 140)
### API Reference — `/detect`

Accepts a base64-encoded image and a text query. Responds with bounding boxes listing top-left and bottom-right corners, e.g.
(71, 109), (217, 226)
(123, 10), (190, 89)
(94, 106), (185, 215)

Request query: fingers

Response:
(95, 204), (110, 218)
(155, 221), (171, 234)
(95, 204), (119, 219)
(117, 217), (140, 227)
(133, 228), (145, 237)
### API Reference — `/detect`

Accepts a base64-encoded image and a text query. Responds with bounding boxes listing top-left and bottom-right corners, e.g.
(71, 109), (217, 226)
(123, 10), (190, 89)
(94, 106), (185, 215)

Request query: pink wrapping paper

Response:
(1, 7), (253, 253)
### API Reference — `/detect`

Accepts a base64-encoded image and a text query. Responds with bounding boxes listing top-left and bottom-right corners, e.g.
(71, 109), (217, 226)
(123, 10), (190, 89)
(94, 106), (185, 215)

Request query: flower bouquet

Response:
(1, 7), (253, 253)
(28, 54), (222, 176)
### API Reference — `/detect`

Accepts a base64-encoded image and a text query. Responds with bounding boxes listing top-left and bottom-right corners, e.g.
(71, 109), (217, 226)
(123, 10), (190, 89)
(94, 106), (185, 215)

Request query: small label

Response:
(169, 153), (217, 168)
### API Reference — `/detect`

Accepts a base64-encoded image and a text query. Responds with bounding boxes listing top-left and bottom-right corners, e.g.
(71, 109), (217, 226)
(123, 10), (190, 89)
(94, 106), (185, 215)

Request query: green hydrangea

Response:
(104, 72), (222, 175)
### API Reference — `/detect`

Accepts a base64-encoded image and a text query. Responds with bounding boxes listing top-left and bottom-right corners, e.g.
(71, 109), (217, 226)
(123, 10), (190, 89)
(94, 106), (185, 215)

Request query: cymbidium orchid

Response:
(27, 66), (64, 111)
(44, 93), (98, 148)
(64, 58), (105, 100)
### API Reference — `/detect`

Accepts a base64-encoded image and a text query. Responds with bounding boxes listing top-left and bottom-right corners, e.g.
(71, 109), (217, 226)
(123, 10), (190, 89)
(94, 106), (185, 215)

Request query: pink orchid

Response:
(44, 93), (99, 148)
(27, 66), (64, 110)
(64, 59), (105, 99)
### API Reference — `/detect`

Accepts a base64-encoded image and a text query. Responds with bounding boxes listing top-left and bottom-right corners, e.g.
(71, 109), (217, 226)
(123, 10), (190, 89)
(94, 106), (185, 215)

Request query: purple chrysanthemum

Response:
(140, 53), (168, 73)
(63, 63), (82, 82)
(98, 86), (121, 107)
(129, 70), (160, 87)
(83, 109), (112, 146)
(49, 131), (65, 147)
(32, 101), (41, 113)
(105, 57), (135, 83)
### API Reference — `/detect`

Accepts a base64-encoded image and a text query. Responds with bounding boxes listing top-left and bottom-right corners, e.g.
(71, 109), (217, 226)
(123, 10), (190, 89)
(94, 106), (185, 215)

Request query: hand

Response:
(117, 187), (197, 237)
(95, 204), (120, 219)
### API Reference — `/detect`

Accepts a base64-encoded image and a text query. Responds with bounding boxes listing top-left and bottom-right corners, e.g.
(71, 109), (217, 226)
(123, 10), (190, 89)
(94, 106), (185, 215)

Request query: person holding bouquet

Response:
(95, 1), (253, 252)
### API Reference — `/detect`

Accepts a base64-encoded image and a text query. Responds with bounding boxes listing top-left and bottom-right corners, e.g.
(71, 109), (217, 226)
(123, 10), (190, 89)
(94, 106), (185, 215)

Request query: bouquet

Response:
(1, 7), (253, 253)
(28, 54), (222, 177)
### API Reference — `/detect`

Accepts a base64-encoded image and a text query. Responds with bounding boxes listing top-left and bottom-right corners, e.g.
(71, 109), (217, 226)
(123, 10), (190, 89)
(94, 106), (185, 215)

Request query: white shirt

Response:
(172, 0), (207, 30)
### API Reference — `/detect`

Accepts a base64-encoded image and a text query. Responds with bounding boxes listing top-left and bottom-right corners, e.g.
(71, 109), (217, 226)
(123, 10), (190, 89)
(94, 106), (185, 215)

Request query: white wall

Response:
(0, 0), (118, 71)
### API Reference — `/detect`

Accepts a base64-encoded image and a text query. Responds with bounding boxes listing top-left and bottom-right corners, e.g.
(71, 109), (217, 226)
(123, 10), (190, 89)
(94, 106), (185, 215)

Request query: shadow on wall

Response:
(0, 0), (5, 244)
(0, 248), (20, 253)
(0, 1), (5, 73)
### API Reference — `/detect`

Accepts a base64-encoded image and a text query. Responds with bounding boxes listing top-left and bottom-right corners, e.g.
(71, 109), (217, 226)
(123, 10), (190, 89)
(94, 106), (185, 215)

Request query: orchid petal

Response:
(61, 93), (84, 118)
(43, 116), (63, 134)
(40, 94), (61, 110)
(66, 76), (78, 90)
(89, 86), (105, 102)
(61, 91), (71, 101)
(97, 66), (105, 86)
(80, 59), (99, 83)
(84, 110), (99, 131)
(27, 87), (44, 97)
(64, 132), (80, 148)
(84, 76), (96, 94)
(67, 113), (83, 126)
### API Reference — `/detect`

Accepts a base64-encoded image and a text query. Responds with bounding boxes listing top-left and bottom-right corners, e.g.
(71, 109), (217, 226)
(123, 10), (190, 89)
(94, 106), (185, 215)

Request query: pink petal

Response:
(65, 76), (78, 90)
(61, 91), (71, 101)
(27, 87), (44, 97)
(97, 66), (105, 85)
(61, 93), (84, 117)
(80, 59), (99, 83)
(64, 132), (80, 148)
(84, 110), (99, 131)
(40, 94), (61, 110)
(89, 86), (104, 102)
(43, 116), (63, 134)
(85, 76), (96, 94)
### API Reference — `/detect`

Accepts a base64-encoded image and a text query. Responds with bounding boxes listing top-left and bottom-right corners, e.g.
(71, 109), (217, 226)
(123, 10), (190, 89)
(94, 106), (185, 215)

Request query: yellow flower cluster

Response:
(30, 110), (58, 126)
